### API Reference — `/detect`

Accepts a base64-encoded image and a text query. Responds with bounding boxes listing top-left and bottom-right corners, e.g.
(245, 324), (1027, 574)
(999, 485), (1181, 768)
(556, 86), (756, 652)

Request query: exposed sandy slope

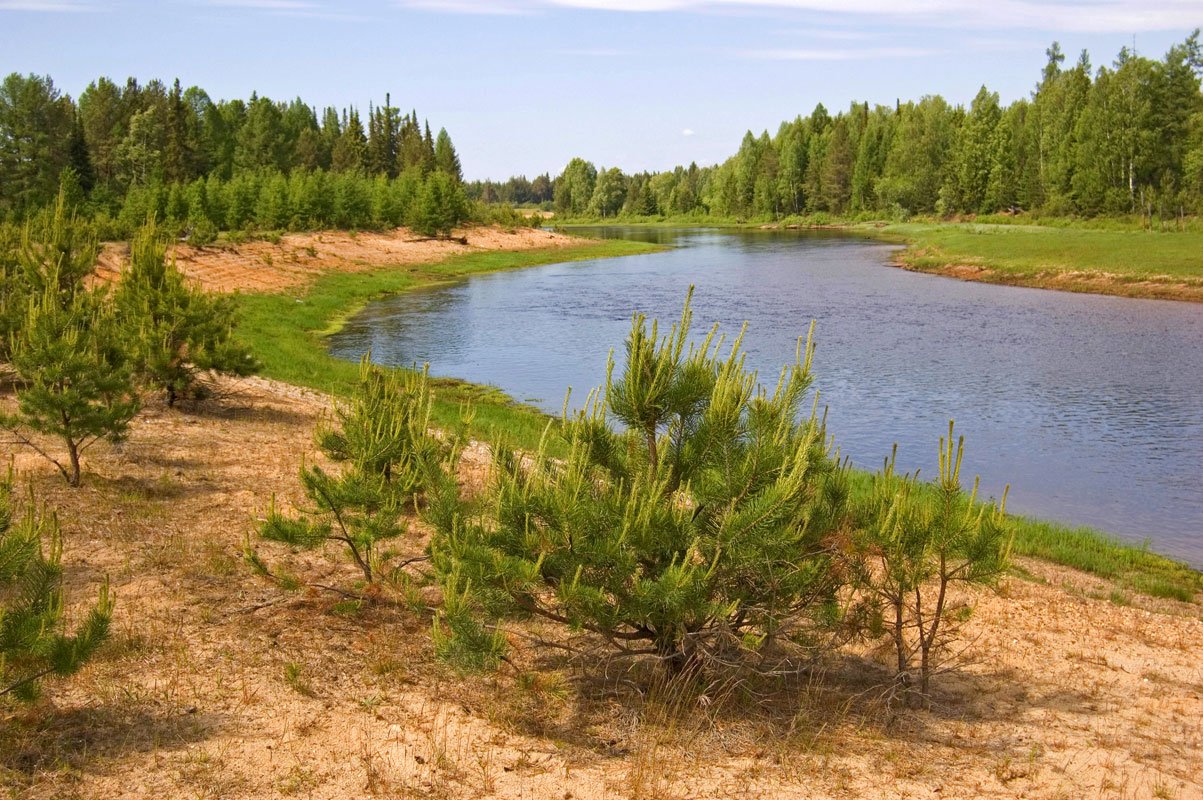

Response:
(1, 377), (1200, 800)
(94, 225), (579, 294)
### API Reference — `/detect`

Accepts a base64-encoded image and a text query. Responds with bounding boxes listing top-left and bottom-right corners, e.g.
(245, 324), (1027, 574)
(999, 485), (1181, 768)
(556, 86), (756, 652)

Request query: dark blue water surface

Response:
(328, 228), (1203, 565)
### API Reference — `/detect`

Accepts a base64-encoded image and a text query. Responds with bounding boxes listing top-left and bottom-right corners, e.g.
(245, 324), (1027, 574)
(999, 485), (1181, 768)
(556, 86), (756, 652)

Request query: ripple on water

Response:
(329, 228), (1203, 565)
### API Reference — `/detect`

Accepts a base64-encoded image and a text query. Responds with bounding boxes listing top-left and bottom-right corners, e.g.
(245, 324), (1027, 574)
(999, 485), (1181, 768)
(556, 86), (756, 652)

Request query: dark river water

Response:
(328, 227), (1203, 565)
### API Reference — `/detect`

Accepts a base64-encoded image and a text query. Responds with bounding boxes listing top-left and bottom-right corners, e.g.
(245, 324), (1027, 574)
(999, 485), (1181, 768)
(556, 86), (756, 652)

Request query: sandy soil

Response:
(94, 225), (579, 294)
(1, 377), (1200, 800)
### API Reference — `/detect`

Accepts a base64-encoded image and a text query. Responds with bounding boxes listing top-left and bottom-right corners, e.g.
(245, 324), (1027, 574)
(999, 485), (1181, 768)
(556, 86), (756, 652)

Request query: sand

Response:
(94, 225), (581, 294)
(1, 376), (1200, 800)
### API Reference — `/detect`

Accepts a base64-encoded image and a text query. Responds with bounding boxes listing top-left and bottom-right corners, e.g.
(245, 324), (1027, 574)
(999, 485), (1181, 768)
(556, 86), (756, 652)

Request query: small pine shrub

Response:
(248, 358), (462, 589)
(1, 472), (113, 702)
(115, 222), (258, 406)
(850, 424), (1013, 704)
(429, 290), (850, 672)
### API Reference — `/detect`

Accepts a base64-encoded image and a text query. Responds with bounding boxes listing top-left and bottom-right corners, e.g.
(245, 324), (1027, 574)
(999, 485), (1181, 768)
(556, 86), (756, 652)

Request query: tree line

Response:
(465, 173), (555, 208)
(0, 74), (491, 238)
(541, 34), (1203, 222)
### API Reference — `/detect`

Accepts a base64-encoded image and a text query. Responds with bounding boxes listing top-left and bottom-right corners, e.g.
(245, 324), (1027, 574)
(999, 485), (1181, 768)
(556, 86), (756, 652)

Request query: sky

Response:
(2, 0), (1202, 181)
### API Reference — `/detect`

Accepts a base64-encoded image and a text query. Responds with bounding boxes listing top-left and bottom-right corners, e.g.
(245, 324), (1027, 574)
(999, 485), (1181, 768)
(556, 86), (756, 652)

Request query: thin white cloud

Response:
(207, 0), (317, 7)
(400, 0), (532, 14)
(394, 0), (1203, 32)
(744, 45), (940, 60)
(0, 0), (94, 9)
(558, 47), (629, 55)
(682, 128), (696, 135)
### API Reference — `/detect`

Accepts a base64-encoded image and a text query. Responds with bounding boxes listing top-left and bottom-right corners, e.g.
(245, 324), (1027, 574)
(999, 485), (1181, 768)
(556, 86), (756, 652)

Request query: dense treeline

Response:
(0, 74), (485, 237)
(465, 173), (555, 208)
(543, 35), (1203, 221)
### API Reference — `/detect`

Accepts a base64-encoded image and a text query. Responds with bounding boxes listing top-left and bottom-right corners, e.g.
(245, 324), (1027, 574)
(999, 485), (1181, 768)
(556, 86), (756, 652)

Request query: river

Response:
(328, 227), (1203, 565)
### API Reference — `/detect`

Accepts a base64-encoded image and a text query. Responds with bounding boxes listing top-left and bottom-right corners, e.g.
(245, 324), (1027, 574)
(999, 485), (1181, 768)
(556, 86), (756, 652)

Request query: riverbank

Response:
(4, 224), (1198, 799)
(225, 225), (1201, 592)
(1, 374), (1200, 800)
(875, 222), (1203, 302)
(554, 217), (1203, 302)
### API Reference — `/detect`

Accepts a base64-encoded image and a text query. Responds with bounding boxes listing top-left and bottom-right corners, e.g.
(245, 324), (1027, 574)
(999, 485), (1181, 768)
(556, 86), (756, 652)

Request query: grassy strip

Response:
(1007, 517), (1202, 603)
(236, 237), (660, 450)
(873, 221), (1203, 283)
(236, 232), (1200, 604)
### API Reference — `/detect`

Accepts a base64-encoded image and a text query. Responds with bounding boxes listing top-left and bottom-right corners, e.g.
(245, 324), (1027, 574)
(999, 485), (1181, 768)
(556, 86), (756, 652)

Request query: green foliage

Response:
(2, 198), (139, 487)
(248, 358), (458, 587)
(114, 221), (258, 406)
(527, 32), (1203, 223)
(1, 72), (470, 237)
(851, 424), (1012, 704)
(429, 291), (850, 670)
(412, 171), (468, 238)
(1, 472), (113, 703)
(4, 285), (141, 486)
(17, 187), (99, 302)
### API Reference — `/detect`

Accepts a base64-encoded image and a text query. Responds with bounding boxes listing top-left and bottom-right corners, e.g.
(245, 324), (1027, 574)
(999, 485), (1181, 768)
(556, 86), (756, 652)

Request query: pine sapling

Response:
(1, 472), (113, 703)
(853, 422), (1013, 706)
(115, 221), (258, 406)
(247, 358), (460, 592)
(429, 291), (851, 673)
(3, 280), (140, 487)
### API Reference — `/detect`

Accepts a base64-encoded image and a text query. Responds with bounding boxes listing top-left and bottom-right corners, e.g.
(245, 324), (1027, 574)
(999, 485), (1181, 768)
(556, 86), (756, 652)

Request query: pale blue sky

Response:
(2, 0), (1201, 180)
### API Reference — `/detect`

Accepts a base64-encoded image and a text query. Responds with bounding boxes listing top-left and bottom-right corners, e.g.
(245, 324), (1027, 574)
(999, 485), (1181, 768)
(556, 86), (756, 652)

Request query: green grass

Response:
(865, 222), (1203, 290)
(236, 237), (660, 451)
(1008, 517), (1203, 603)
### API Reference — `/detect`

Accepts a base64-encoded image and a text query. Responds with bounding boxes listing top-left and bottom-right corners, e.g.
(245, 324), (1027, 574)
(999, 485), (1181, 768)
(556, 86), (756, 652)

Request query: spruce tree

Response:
(428, 292), (850, 672)
(433, 128), (462, 183)
(3, 282), (140, 487)
(1, 472), (113, 703)
(115, 222), (258, 406)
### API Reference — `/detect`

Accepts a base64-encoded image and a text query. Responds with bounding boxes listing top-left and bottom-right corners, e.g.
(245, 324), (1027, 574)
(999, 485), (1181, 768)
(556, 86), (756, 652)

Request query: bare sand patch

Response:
(94, 225), (579, 294)
(1, 377), (1200, 799)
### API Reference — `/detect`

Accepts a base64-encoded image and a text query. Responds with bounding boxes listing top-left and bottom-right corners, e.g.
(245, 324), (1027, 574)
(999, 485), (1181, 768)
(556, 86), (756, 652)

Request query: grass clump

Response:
(1010, 517), (1202, 602)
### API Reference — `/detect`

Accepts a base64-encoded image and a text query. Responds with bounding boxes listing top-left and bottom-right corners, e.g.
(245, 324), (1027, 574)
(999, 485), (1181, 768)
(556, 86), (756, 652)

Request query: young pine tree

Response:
(114, 222), (258, 407)
(0, 185), (99, 361)
(3, 281), (140, 487)
(247, 358), (460, 589)
(851, 423), (1013, 705)
(1, 472), (113, 702)
(428, 291), (850, 672)
(411, 172), (467, 238)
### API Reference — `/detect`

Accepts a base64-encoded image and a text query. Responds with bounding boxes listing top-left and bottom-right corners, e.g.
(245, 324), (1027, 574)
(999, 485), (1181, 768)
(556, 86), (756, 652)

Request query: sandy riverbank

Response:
(94, 225), (580, 294)
(1, 373), (1200, 800)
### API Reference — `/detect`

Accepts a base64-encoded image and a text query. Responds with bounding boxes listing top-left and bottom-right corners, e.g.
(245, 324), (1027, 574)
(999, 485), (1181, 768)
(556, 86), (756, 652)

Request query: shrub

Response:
(114, 222), (258, 406)
(428, 291), (851, 672)
(248, 358), (460, 589)
(850, 423), (1012, 705)
(3, 282), (140, 486)
(1, 472), (113, 702)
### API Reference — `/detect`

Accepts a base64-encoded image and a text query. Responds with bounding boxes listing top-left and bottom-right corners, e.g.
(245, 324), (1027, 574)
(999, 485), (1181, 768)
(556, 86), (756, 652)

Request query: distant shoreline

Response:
(555, 218), (1203, 303)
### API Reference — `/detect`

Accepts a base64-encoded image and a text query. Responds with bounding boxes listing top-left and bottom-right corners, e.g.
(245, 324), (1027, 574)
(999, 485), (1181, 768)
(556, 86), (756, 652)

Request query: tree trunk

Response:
(67, 439), (81, 488)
